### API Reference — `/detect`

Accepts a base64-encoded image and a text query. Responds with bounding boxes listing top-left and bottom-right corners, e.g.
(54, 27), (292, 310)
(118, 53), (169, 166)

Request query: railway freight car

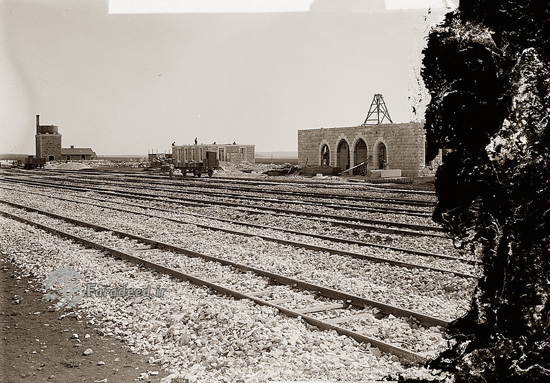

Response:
(172, 149), (219, 177)
(24, 155), (46, 169)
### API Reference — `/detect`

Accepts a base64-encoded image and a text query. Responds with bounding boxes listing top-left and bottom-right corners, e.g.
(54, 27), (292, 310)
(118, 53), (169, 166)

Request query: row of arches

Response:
(321, 139), (387, 174)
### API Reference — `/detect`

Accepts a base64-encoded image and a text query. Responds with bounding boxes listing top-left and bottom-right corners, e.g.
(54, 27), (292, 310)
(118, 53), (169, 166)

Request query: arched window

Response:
(320, 144), (330, 166)
(337, 140), (350, 171)
(377, 142), (387, 169)
(353, 139), (368, 175)
(48, 155), (54, 161)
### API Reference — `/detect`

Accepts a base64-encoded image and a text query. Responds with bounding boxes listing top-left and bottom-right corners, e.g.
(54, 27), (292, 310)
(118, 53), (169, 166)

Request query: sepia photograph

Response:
(1, 0), (549, 382)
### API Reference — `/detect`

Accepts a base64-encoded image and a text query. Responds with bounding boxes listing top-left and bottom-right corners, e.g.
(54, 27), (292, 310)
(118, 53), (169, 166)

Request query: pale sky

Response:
(1, 0), (454, 156)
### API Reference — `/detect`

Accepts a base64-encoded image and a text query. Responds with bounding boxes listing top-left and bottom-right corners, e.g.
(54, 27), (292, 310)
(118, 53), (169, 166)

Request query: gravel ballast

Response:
(0, 216), (446, 382)
(0, 194), (476, 321)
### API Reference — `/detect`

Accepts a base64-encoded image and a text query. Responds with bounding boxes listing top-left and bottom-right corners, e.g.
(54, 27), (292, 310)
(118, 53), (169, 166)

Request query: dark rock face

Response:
(421, 1), (550, 382)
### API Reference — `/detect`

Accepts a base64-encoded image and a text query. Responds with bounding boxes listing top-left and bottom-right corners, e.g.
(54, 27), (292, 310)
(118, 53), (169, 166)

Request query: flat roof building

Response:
(172, 143), (255, 165)
(298, 122), (441, 178)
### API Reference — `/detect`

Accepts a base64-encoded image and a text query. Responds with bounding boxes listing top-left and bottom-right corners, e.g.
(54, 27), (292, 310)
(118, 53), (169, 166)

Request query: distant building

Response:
(298, 122), (440, 177)
(35, 115), (62, 161)
(298, 95), (443, 177)
(172, 143), (255, 164)
(34, 115), (96, 161)
(61, 146), (97, 161)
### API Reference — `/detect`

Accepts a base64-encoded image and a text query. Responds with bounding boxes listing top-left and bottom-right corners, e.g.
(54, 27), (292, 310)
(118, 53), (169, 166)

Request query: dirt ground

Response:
(0, 255), (169, 383)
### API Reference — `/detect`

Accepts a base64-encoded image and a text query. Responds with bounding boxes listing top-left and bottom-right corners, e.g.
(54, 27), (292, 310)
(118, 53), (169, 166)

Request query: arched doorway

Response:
(377, 142), (387, 169)
(320, 144), (330, 166)
(337, 140), (350, 171)
(353, 139), (368, 175)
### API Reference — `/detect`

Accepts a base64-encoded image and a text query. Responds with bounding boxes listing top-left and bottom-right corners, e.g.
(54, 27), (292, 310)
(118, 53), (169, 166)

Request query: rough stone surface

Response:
(297, 122), (433, 177)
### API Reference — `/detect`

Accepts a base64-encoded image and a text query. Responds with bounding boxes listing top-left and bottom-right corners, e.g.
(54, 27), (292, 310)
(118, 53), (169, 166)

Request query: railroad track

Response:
(33, 174), (434, 217)
(0, 191), (477, 278)
(166, 178), (436, 206)
(0, 203), (447, 364)
(0, 187), (476, 316)
(27, 168), (437, 206)
(2, 176), (446, 237)
(33, 168), (436, 196)
(0, 181), (467, 261)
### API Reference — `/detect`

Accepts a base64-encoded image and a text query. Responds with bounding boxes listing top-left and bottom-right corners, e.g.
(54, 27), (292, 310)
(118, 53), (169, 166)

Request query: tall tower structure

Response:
(362, 94), (393, 125)
(35, 115), (62, 161)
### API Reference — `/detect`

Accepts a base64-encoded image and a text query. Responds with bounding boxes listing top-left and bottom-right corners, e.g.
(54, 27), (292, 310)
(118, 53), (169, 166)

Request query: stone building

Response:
(298, 122), (434, 177)
(172, 143), (255, 164)
(34, 115), (97, 161)
(35, 115), (62, 161)
(61, 146), (97, 161)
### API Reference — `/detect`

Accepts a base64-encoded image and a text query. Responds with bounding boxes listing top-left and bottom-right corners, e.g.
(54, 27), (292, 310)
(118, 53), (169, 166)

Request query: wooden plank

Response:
(268, 298), (293, 305)
(295, 303), (345, 314)
(247, 290), (272, 297)
(325, 312), (373, 324)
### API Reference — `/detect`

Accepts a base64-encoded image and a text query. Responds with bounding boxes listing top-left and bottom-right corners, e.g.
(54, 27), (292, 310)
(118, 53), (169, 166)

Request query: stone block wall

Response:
(222, 145), (255, 163)
(172, 144), (255, 165)
(298, 122), (427, 177)
(36, 134), (62, 161)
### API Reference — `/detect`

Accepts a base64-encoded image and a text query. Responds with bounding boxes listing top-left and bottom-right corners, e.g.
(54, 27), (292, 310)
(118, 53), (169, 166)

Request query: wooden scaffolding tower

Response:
(362, 94), (393, 125)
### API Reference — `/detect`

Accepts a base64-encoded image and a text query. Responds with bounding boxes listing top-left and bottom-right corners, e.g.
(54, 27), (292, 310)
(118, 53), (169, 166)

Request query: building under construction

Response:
(171, 143), (255, 165)
(298, 94), (440, 178)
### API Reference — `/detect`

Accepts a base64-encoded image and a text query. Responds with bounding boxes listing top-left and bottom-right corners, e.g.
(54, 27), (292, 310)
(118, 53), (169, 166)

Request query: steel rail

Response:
(0, 209), (442, 364)
(37, 168), (438, 205)
(60, 170), (437, 206)
(31, 167), (436, 196)
(0, 183), (476, 265)
(0, 197), (476, 279)
(35, 174), (433, 217)
(2, 176), (446, 237)
(0, 203), (450, 327)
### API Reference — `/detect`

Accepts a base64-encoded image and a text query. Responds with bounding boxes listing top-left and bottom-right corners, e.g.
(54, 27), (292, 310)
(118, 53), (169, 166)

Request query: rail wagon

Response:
(172, 150), (219, 177)
(24, 156), (46, 169)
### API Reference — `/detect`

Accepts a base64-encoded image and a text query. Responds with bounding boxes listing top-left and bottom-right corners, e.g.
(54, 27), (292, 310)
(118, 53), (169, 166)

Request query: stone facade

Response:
(36, 132), (62, 161)
(298, 122), (429, 177)
(172, 144), (255, 165)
